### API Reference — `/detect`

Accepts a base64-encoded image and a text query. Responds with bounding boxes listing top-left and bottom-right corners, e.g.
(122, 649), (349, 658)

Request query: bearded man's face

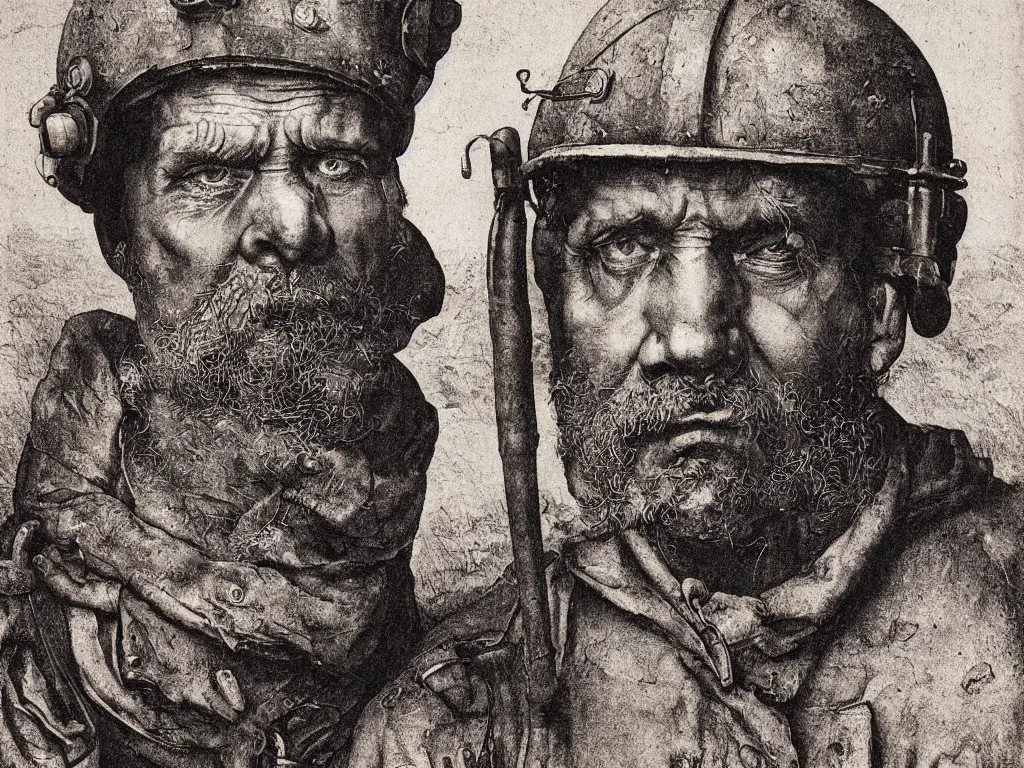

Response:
(108, 71), (444, 453)
(534, 163), (901, 547)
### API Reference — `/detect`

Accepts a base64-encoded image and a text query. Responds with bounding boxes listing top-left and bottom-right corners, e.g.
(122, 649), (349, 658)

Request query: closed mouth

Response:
(634, 409), (748, 468)
(667, 427), (747, 457)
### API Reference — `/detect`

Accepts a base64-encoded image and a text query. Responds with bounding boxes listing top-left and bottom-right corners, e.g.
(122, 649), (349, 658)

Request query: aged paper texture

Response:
(0, 1), (1022, 766)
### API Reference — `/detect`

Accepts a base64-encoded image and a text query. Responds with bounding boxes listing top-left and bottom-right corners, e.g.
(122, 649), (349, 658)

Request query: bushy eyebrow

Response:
(565, 182), (680, 248)
(554, 171), (822, 250)
(282, 112), (383, 158)
(157, 120), (268, 170)
(747, 177), (811, 232)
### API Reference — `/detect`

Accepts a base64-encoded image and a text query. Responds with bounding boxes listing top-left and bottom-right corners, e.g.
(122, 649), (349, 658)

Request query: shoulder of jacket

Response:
(802, 485), (1024, 762)
(27, 311), (140, 484)
(892, 481), (1024, 602)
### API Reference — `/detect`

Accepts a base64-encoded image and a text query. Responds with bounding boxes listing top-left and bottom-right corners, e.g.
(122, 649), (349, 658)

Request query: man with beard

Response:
(0, 0), (459, 766)
(348, 0), (1024, 766)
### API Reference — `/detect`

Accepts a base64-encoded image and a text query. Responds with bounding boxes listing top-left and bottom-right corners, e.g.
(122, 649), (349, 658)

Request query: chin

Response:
(569, 452), (757, 540)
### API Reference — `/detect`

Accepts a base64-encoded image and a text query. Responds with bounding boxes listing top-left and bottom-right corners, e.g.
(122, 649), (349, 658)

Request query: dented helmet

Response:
(523, 0), (968, 337)
(30, 0), (461, 209)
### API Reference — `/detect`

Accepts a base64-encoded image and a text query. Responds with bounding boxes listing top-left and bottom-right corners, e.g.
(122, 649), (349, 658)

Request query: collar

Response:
(562, 418), (994, 698)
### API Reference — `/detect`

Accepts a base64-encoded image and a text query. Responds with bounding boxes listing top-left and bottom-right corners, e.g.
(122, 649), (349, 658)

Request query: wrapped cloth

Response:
(1, 310), (429, 767)
(350, 417), (1024, 768)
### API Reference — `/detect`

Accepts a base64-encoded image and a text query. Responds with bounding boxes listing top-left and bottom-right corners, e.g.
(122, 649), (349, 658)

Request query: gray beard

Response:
(120, 262), (412, 451)
(550, 356), (887, 546)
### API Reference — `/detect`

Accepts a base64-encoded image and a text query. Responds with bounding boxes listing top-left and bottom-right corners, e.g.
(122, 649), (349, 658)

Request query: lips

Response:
(634, 409), (748, 470)
(667, 427), (747, 455)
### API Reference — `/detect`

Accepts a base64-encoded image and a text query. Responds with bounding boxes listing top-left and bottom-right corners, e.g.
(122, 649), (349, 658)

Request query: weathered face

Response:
(535, 163), (897, 547)
(102, 71), (442, 559)
(109, 71), (443, 447)
(117, 70), (440, 337)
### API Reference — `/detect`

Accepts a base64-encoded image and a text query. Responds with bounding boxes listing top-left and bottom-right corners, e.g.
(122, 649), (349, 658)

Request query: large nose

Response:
(237, 172), (331, 270)
(639, 232), (745, 377)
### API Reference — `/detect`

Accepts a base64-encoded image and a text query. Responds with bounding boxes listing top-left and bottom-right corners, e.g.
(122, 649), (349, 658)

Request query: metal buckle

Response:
(681, 579), (734, 689)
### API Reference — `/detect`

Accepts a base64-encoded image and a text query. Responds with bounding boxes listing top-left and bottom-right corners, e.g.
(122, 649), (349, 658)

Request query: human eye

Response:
(184, 166), (236, 188)
(313, 155), (366, 182)
(565, 230), (662, 306)
(733, 231), (808, 282)
(172, 164), (248, 197)
(590, 233), (661, 276)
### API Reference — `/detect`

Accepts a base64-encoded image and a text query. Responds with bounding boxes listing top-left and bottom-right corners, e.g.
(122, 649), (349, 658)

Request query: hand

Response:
(123, 553), (387, 669)
(32, 546), (120, 613)
(124, 557), (311, 656)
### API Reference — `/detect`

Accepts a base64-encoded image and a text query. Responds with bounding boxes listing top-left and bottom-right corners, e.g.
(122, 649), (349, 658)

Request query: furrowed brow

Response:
(566, 185), (674, 248)
(284, 112), (383, 158)
(158, 120), (266, 170)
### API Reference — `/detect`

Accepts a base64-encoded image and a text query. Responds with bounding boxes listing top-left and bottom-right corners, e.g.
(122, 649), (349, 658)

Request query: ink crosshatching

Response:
(1, 0), (1022, 766)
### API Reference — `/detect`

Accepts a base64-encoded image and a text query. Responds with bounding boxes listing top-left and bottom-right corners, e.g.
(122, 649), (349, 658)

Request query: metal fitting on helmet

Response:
(31, 0), (462, 210)
(30, 57), (97, 193)
(523, 0), (968, 337)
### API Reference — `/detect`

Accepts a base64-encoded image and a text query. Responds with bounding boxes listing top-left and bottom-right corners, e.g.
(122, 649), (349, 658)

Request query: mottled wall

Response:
(1, 0), (1021, 615)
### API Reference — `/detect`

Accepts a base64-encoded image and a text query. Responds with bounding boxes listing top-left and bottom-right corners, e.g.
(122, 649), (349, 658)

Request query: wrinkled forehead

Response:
(139, 70), (398, 158)
(539, 161), (856, 231)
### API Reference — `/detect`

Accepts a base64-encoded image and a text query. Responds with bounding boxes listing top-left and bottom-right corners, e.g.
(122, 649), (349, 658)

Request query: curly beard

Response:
(121, 260), (413, 451)
(550, 355), (887, 546)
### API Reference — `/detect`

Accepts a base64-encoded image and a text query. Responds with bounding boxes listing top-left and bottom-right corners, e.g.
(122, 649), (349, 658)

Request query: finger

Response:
(41, 544), (86, 580)
(33, 554), (120, 613)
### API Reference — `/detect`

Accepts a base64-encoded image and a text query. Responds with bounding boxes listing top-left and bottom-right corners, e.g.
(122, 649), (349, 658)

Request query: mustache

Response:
(175, 266), (395, 345)
(551, 358), (877, 440)
(549, 354), (885, 540)
(551, 364), (758, 442)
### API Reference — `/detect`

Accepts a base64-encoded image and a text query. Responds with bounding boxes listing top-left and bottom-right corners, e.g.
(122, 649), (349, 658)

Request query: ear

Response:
(867, 278), (907, 376)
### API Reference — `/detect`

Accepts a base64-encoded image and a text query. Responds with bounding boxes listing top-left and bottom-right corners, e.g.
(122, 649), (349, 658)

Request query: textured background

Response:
(1, 0), (1021, 615)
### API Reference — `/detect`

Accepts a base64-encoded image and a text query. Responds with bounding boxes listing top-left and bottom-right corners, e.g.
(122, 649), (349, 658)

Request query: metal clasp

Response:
(0, 521), (38, 596)
(681, 578), (734, 689)
(517, 67), (613, 111)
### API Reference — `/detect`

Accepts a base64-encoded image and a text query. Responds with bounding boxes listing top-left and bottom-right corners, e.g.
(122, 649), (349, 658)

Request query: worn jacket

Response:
(349, 419), (1024, 768)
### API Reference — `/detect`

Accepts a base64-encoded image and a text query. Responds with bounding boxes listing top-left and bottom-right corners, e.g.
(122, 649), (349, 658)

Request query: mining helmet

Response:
(524, 0), (965, 183)
(30, 0), (461, 209)
(459, 2), (971, 729)
(468, 0), (969, 338)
